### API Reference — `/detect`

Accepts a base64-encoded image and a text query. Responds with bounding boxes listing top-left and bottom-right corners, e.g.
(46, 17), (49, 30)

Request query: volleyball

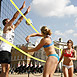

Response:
(26, 18), (32, 26)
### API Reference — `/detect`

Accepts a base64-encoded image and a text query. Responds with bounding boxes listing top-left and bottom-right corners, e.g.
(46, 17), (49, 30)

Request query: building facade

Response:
(11, 42), (47, 68)
(11, 38), (67, 69)
(11, 42), (35, 68)
(11, 38), (77, 71)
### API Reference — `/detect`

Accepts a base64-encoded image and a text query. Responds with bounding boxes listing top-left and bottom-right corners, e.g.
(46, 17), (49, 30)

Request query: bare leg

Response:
(1, 64), (6, 77)
(68, 66), (73, 77)
(43, 56), (58, 77)
(5, 64), (10, 77)
(1, 64), (10, 77)
(62, 66), (68, 77)
(49, 63), (58, 77)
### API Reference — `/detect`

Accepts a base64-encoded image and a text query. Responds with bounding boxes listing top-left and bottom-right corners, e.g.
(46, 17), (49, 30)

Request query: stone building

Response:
(11, 42), (47, 68)
(11, 42), (35, 68)
(11, 38), (77, 71)
(11, 38), (67, 68)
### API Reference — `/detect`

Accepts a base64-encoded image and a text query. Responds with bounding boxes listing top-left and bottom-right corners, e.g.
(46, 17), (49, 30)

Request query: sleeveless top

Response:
(0, 29), (14, 52)
(64, 49), (73, 57)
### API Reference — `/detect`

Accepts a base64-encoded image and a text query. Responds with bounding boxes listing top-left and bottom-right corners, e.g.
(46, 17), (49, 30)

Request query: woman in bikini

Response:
(58, 40), (76, 77)
(21, 26), (59, 77)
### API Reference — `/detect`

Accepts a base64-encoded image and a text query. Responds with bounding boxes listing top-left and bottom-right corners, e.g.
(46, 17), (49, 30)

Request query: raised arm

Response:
(8, 1), (25, 26)
(26, 33), (43, 42)
(26, 38), (45, 52)
(13, 6), (31, 29)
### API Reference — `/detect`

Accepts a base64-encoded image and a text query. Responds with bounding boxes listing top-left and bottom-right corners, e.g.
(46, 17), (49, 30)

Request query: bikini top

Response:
(64, 49), (73, 57)
(43, 36), (54, 48)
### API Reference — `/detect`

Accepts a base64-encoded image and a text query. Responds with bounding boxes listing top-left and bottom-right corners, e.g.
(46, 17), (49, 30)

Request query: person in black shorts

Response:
(0, 1), (31, 77)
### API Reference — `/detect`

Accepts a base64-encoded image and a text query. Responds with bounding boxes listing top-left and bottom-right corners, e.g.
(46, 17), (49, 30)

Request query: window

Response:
(14, 56), (16, 60)
(17, 56), (19, 60)
(21, 56), (22, 60)
(24, 56), (26, 60)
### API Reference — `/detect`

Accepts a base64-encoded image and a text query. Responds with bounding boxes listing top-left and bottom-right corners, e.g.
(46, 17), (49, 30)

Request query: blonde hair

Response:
(41, 26), (52, 36)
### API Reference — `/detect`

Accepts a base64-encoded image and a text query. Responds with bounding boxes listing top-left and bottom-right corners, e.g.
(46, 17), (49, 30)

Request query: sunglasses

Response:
(67, 41), (72, 43)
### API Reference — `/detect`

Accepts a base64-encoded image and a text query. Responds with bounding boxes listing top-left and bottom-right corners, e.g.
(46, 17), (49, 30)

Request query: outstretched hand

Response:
(21, 1), (26, 9)
(26, 6), (31, 13)
(26, 36), (30, 42)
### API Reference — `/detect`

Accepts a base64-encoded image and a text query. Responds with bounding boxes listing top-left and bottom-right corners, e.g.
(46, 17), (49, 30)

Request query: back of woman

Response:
(23, 26), (59, 77)
(42, 36), (56, 56)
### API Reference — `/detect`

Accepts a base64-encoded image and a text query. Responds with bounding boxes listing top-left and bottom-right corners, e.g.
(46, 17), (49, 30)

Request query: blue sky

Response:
(1, 0), (77, 45)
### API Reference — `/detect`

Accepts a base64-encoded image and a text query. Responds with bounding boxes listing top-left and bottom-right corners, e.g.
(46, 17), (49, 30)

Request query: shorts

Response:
(0, 51), (11, 64)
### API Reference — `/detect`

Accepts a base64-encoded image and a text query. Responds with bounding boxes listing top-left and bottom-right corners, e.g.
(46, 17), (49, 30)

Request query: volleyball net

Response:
(0, 0), (62, 64)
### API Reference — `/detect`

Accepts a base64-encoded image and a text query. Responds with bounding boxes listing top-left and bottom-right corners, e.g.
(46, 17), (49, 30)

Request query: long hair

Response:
(67, 39), (74, 49)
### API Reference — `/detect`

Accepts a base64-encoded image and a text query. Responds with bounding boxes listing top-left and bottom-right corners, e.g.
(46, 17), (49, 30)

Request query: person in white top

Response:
(0, 1), (31, 77)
